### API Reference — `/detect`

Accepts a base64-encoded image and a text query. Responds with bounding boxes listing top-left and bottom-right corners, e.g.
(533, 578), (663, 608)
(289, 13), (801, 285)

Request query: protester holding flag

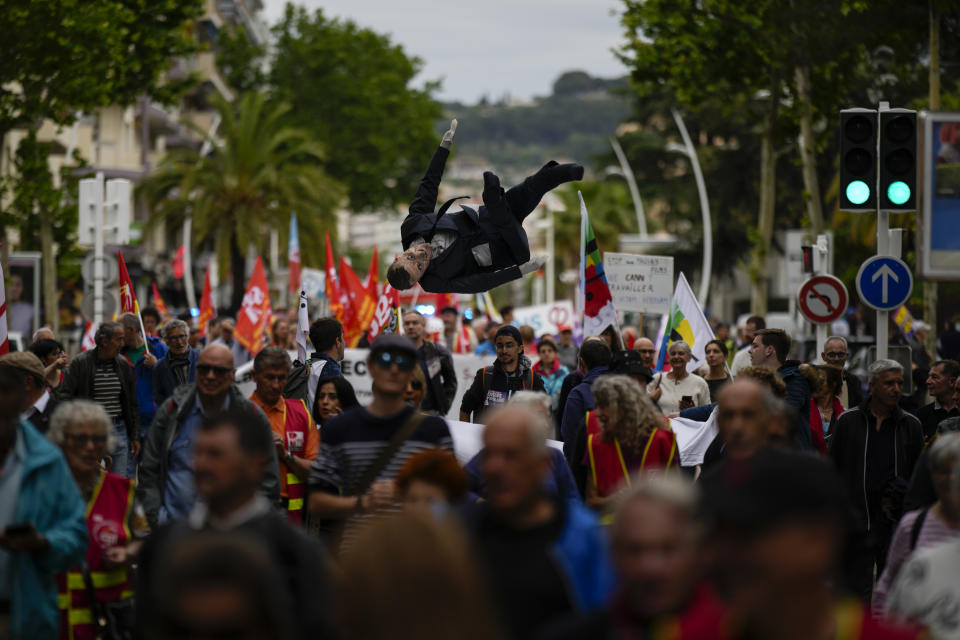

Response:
(648, 342), (710, 415)
(60, 321), (141, 478)
(120, 312), (167, 475)
(387, 119), (573, 294)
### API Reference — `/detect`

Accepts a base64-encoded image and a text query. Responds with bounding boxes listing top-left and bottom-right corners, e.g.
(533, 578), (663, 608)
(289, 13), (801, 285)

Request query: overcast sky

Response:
(261, 0), (628, 104)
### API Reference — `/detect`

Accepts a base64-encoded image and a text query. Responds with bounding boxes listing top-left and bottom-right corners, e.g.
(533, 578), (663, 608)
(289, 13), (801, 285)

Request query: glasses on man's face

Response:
(166, 333), (188, 343)
(824, 351), (847, 360)
(637, 349), (655, 355)
(197, 364), (233, 378)
(372, 350), (416, 372)
(65, 433), (107, 447)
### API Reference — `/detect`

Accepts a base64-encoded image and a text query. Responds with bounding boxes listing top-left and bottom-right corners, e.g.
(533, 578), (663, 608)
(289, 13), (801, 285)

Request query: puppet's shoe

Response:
(482, 171), (505, 206)
(534, 161), (584, 189)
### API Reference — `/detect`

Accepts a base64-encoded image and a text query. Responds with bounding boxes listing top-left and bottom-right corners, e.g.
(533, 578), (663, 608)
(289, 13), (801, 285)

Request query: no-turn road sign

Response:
(798, 275), (849, 325)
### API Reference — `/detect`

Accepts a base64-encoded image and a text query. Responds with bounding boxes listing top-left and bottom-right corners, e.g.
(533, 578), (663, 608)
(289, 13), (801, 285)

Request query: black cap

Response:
(609, 350), (654, 382)
(370, 333), (418, 357)
(495, 324), (523, 345)
(439, 305), (458, 316)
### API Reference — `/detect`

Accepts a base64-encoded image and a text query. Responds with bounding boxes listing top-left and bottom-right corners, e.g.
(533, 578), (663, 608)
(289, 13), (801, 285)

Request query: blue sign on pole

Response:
(856, 256), (913, 311)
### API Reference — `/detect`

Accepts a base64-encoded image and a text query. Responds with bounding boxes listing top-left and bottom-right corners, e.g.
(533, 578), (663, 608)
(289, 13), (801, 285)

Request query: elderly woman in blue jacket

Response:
(0, 357), (87, 640)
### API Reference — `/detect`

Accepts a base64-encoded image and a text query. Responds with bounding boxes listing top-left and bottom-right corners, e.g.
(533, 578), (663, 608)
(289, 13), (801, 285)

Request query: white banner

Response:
(341, 348), (490, 420)
(511, 301), (576, 336)
(604, 252), (674, 314)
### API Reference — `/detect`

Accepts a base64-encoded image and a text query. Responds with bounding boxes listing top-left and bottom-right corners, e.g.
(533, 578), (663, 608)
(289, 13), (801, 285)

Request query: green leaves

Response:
(138, 91), (345, 307)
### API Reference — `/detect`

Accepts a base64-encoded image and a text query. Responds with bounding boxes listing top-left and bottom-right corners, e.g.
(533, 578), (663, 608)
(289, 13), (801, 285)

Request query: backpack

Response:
(283, 359), (311, 400)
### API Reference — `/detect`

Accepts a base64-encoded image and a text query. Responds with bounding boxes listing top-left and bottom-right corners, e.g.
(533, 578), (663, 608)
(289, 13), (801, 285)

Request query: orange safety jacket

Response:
(280, 398), (312, 524)
(57, 471), (135, 640)
(585, 410), (677, 497)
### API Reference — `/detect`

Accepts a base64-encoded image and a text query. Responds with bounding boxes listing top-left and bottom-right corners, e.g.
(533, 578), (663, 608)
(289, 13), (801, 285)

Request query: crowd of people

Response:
(3, 300), (960, 640)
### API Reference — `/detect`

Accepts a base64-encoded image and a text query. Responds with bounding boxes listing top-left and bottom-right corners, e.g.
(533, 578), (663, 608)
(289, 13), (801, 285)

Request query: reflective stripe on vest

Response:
(57, 471), (135, 640)
(282, 399), (312, 524)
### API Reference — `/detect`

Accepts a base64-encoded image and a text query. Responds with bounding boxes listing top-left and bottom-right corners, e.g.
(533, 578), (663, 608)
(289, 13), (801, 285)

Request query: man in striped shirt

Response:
(307, 334), (453, 547)
(61, 321), (140, 477)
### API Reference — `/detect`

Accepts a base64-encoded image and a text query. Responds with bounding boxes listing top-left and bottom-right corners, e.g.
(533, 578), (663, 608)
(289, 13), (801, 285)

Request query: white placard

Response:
(511, 301), (576, 335)
(603, 252), (673, 314)
(340, 348), (490, 420)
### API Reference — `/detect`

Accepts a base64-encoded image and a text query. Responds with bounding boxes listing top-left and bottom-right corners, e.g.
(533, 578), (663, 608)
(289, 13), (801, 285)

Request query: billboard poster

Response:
(921, 113), (960, 278)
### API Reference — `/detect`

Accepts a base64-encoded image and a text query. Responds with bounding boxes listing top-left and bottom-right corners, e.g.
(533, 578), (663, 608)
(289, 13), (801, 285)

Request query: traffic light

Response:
(879, 109), (916, 211)
(839, 108), (877, 212)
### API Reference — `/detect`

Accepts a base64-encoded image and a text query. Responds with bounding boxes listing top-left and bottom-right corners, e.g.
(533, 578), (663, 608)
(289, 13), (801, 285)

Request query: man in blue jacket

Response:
(750, 328), (812, 450)
(387, 119), (582, 294)
(153, 319), (199, 406)
(464, 406), (614, 639)
(560, 339), (612, 447)
(0, 361), (87, 639)
(121, 313), (168, 475)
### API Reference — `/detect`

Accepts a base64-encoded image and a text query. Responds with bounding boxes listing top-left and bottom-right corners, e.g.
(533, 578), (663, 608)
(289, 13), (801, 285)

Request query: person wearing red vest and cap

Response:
(249, 347), (318, 525)
(585, 375), (677, 515)
(47, 399), (149, 640)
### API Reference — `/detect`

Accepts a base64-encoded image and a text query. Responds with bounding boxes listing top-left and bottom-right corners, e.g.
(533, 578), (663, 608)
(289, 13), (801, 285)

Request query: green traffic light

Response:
(846, 180), (870, 205)
(887, 181), (911, 205)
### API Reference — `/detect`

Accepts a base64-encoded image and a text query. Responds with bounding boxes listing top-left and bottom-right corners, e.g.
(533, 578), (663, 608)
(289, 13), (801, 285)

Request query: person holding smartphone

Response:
(0, 357), (87, 639)
(647, 341), (710, 415)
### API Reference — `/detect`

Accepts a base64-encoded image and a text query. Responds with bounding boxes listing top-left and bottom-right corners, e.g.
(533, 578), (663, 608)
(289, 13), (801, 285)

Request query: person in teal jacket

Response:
(0, 361), (87, 640)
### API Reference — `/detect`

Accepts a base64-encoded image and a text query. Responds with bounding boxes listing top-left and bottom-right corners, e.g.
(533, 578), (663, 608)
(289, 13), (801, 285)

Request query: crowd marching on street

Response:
(3, 120), (960, 640)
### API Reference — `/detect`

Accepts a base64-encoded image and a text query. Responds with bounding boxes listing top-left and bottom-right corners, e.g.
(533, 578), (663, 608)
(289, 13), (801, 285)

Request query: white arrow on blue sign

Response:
(855, 256), (913, 311)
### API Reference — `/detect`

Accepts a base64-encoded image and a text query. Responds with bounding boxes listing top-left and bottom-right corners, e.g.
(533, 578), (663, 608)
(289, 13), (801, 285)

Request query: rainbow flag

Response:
(578, 192), (618, 338)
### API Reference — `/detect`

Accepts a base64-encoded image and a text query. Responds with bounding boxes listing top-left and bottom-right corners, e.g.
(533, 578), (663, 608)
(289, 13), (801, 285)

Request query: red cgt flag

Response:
(234, 257), (271, 355)
(338, 256), (376, 348)
(196, 265), (214, 337)
(117, 251), (141, 315)
(368, 283), (400, 341)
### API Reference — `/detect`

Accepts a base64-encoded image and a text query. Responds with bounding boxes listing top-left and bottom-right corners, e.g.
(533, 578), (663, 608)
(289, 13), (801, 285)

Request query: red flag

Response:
(196, 265), (214, 337)
(117, 251), (140, 315)
(368, 283), (401, 341)
(173, 245), (185, 279)
(234, 257), (271, 355)
(338, 257), (376, 347)
(151, 283), (168, 316)
(363, 245), (379, 298)
(324, 231), (343, 320)
(0, 259), (8, 355)
(81, 321), (97, 352)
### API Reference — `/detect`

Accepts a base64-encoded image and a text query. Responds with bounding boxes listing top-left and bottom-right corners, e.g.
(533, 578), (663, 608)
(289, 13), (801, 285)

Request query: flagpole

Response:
(137, 310), (151, 356)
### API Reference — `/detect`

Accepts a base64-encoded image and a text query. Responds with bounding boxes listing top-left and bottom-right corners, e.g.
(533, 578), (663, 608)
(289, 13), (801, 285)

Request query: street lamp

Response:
(666, 109), (713, 308)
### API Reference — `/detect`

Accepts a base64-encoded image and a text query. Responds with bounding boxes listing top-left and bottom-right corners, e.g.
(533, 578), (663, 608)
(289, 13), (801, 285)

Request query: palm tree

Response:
(139, 91), (344, 310)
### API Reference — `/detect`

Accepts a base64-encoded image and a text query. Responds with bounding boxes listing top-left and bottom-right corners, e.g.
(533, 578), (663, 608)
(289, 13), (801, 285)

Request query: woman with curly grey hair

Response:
(586, 375), (678, 512)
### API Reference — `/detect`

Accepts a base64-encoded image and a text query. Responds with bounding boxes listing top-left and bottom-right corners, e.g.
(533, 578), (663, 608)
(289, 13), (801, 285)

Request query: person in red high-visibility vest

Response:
(249, 347), (318, 524)
(585, 376), (677, 515)
(49, 400), (149, 640)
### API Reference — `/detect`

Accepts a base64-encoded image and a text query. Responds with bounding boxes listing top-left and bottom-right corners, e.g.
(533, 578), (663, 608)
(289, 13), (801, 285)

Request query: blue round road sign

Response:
(855, 256), (913, 311)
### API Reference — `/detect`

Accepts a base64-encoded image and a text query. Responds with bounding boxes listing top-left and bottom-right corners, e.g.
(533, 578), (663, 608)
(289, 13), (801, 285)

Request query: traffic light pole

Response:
(876, 102), (890, 361)
(93, 172), (106, 325)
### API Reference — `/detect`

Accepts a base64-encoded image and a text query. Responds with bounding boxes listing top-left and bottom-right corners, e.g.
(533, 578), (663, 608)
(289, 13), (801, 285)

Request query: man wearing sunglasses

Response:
(308, 334), (453, 549)
(139, 344), (281, 529)
(386, 119), (581, 294)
